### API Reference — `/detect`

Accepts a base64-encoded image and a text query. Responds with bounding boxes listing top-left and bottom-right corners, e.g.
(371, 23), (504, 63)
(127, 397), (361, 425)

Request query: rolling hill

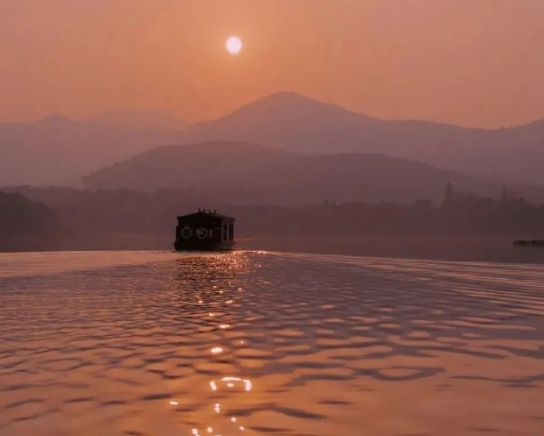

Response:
(4, 92), (544, 189)
(82, 141), (515, 205)
(0, 111), (183, 186)
(178, 92), (544, 185)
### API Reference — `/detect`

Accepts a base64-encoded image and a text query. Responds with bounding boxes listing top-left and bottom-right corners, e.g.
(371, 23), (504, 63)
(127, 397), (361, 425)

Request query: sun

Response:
(226, 36), (243, 55)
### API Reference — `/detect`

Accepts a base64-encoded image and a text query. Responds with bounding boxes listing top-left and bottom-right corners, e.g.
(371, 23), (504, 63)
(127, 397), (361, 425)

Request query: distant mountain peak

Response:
(227, 90), (378, 123)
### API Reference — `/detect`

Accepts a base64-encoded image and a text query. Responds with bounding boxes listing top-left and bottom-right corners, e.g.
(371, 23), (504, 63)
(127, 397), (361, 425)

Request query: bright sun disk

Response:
(226, 36), (243, 54)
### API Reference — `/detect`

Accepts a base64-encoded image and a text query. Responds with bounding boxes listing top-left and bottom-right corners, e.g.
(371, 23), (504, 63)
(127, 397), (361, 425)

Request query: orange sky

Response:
(1, 0), (543, 128)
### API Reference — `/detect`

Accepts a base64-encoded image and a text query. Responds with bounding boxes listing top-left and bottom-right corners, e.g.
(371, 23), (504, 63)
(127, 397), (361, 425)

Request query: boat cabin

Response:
(174, 209), (235, 251)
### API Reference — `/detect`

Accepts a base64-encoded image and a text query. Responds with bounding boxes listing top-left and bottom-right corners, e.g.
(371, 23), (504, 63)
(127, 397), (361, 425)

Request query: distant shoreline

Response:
(2, 235), (544, 264)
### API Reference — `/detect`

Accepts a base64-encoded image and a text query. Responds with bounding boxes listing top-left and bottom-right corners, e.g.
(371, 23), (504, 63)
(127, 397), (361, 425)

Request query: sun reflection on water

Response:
(172, 253), (253, 436)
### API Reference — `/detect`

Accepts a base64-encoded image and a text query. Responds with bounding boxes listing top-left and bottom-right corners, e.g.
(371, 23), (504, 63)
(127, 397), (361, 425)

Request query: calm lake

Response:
(1, 251), (544, 436)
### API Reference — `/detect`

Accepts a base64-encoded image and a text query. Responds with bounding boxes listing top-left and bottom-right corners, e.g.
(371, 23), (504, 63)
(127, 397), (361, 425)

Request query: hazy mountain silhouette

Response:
(178, 92), (544, 185)
(4, 92), (544, 188)
(83, 141), (519, 205)
(0, 113), (183, 186)
(86, 109), (185, 130)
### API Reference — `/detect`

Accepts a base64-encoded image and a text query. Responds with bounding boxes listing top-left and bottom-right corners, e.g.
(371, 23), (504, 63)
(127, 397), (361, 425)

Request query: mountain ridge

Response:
(177, 92), (544, 185)
(0, 112), (183, 186)
(3, 91), (544, 187)
(82, 140), (532, 206)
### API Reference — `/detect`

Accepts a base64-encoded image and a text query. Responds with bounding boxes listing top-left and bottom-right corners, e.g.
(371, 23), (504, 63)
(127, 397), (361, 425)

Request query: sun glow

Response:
(226, 36), (243, 55)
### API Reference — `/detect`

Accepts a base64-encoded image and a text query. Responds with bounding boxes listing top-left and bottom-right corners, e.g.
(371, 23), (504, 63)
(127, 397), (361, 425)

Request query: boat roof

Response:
(177, 210), (235, 221)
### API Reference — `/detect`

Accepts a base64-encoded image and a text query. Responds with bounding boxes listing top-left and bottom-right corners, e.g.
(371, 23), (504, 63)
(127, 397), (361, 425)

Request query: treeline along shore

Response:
(2, 185), (544, 263)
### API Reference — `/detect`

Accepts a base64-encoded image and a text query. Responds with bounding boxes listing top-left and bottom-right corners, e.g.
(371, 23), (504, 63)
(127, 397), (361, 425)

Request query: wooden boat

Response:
(174, 210), (236, 252)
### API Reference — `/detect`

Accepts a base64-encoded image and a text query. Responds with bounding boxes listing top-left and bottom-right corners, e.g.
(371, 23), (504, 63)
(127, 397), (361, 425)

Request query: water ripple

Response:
(0, 251), (543, 435)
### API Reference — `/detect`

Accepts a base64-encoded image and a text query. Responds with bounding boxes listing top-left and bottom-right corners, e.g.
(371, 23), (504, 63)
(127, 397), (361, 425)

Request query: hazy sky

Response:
(1, 0), (543, 127)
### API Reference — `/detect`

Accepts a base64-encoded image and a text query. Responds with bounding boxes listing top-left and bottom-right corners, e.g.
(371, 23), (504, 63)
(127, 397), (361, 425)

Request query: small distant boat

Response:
(514, 239), (544, 247)
(174, 209), (236, 252)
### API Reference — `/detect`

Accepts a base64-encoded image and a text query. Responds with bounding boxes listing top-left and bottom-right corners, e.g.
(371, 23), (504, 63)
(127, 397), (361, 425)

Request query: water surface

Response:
(1, 251), (544, 436)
